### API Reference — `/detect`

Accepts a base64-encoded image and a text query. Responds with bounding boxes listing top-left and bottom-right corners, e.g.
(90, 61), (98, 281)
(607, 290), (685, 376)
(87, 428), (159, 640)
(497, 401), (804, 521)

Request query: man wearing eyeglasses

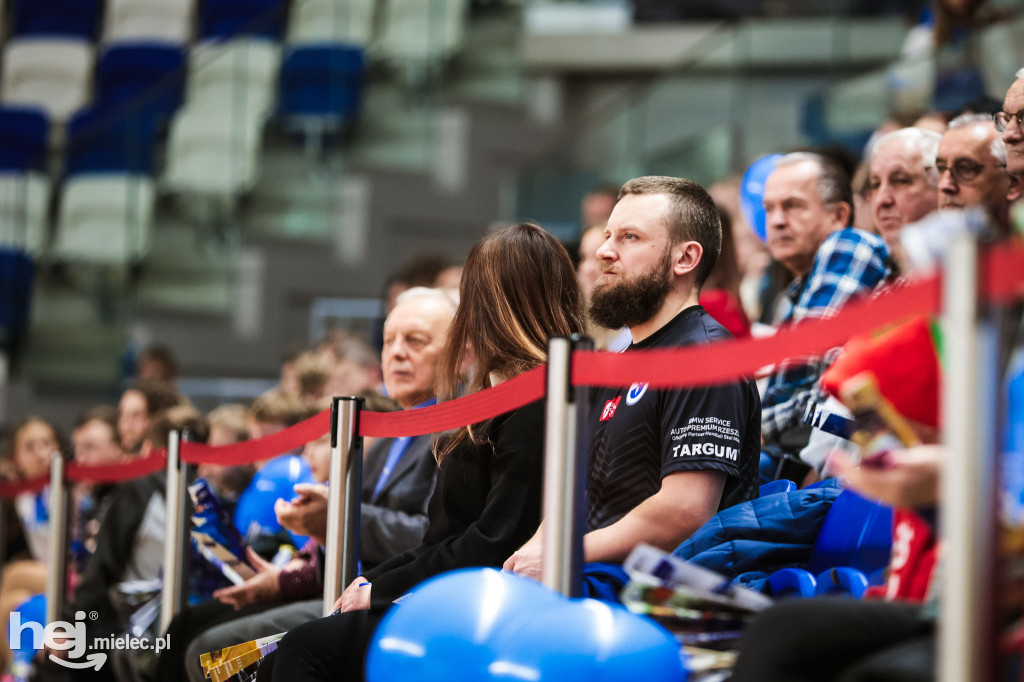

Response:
(997, 68), (1024, 179)
(937, 113), (1021, 229)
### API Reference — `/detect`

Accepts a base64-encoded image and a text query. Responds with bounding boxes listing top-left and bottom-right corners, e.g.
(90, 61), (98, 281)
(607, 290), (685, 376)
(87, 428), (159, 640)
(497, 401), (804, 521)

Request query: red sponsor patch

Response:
(600, 396), (622, 421)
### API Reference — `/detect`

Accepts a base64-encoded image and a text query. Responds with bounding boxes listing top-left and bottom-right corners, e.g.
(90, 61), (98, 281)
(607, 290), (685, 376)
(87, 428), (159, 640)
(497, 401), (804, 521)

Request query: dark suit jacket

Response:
(359, 434), (438, 569)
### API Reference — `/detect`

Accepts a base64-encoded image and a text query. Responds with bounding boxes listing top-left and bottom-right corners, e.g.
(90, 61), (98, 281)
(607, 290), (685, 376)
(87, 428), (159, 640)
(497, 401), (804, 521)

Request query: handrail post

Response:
(160, 430), (189, 633)
(322, 396), (363, 616)
(44, 450), (69, 625)
(939, 234), (998, 682)
(541, 335), (592, 597)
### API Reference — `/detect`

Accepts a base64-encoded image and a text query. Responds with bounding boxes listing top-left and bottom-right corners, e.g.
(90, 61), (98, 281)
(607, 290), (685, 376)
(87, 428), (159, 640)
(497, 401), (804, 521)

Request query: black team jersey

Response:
(586, 305), (760, 532)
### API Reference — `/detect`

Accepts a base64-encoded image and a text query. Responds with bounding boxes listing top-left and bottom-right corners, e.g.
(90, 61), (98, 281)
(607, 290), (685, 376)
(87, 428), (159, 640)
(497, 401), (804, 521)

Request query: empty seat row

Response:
(6, 0), (284, 42)
(0, 172), (153, 264)
(8, 0), (469, 59)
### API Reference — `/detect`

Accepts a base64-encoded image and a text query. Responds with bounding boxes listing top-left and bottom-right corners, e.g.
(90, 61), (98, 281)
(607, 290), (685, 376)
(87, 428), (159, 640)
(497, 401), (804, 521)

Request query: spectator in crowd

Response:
(998, 68), (1024, 179)
(709, 176), (772, 322)
(117, 379), (185, 453)
(433, 264), (463, 303)
(732, 317), (944, 682)
(253, 222), (584, 682)
(868, 127), (942, 267)
(201, 404), (254, 507)
(136, 343), (178, 389)
(163, 289), (455, 682)
(506, 176), (760, 580)
(936, 113), (1021, 227)
(291, 350), (333, 402)
(699, 207), (752, 339)
(759, 153), (890, 467)
(577, 225), (632, 351)
(46, 406), (208, 681)
(318, 332), (381, 399)
(7, 417), (62, 563)
(581, 182), (620, 231)
(277, 347), (304, 398)
(70, 406), (126, 571)
(234, 393), (317, 556)
(0, 418), (61, 672)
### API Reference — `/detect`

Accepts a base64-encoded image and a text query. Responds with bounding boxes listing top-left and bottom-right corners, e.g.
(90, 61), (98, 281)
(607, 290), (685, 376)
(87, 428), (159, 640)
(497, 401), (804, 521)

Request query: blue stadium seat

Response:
(12, 0), (101, 40)
(278, 45), (364, 123)
(0, 107), (49, 172)
(199, 0), (283, 40)
(65, 105), (158, 176)
(97, 43), (186, 126)
(0, 247), (35, 353)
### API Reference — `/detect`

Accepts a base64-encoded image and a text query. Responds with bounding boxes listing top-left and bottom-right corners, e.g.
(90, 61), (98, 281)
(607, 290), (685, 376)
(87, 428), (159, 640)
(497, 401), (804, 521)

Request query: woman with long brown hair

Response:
(255, 223), (584, 682)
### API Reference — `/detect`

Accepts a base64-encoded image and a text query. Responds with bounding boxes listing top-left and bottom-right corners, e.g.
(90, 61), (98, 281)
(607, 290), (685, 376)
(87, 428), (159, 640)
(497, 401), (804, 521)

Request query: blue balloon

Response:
(488, 598), (687, 682)
(9, 593), (46, 663)
(233, 454), (315, 547)
(740, 154), (784, 243)
(366, 568), (564, 682)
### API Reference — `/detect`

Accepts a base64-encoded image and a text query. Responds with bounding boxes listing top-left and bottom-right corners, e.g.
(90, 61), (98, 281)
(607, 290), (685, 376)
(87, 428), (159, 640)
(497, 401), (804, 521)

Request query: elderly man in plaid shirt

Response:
(760, 152), (891, 476)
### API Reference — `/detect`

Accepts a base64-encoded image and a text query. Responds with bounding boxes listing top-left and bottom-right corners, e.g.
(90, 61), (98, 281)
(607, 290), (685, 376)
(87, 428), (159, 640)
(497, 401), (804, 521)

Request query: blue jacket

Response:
(581, 481), (842, 600)
(673, 480), (842, 591)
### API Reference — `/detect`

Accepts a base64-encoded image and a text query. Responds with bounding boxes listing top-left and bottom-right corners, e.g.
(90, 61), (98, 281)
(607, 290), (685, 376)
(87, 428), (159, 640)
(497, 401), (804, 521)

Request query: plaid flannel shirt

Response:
(761, 227), (890, 446)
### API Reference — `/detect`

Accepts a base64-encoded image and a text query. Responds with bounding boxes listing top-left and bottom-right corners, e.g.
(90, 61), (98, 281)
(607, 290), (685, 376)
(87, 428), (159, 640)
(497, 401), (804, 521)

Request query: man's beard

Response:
(588, 249), (672, 330)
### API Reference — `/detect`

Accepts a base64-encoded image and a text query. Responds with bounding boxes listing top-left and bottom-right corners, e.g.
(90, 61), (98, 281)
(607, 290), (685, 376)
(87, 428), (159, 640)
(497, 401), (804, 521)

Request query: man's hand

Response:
(502, 541), (543, 581)
(213, 547), (282, 609)
(331, 576), (371, 613)
(275, 483), (329, 544)
(830, 446), (942, 508)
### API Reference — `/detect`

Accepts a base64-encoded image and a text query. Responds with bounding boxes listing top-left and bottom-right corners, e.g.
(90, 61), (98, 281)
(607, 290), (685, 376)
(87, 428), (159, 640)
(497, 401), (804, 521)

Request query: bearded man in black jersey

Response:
(505, 176), (761, 579)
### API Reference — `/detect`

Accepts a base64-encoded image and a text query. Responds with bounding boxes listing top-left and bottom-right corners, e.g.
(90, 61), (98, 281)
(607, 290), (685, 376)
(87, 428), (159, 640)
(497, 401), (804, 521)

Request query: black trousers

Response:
(730, 598), (934, 682)
(155, 599), (286, 682)
(256, 609), (386, 682)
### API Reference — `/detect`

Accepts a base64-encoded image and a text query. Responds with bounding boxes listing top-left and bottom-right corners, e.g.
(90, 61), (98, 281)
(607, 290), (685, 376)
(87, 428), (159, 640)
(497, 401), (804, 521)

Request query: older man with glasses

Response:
(996, 67), (1024, 179)
(937, 113), (1021, 231)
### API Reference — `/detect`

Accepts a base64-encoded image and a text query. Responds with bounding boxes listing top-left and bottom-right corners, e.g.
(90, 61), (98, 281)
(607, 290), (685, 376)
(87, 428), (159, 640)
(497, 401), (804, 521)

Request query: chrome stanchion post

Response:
(939, 234), (998, 682)
(160, 430), (187, 633)
(45, 449), (69, 625)
(541, 335), (591, 597)
(322, 396), (363, 616)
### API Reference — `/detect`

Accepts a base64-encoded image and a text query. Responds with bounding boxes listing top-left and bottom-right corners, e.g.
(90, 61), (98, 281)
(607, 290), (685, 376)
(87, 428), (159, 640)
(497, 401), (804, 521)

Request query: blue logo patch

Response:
(625, 382), (648, 406)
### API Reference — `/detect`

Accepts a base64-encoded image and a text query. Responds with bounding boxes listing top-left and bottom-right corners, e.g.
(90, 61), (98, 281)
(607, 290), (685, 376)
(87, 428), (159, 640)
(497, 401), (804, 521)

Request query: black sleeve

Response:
(660, 383), (749, 479)
(68, 476), (161, 623)
(365, 402), (545, 609)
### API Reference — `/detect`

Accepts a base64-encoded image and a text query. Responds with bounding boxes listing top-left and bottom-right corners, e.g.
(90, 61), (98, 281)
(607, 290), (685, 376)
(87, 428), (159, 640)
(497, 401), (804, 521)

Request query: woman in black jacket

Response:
(256, 222), (585, 682)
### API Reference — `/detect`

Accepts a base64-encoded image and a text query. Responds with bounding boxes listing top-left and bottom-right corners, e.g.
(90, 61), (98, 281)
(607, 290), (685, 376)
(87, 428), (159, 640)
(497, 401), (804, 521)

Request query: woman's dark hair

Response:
(435, 223), (584, 461)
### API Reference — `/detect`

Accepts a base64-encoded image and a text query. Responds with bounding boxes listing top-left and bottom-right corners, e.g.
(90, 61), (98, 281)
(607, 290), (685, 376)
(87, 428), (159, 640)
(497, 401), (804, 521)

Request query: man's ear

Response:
(1007, 174), (1024, 204)
(673, 241), (703, 278)
(832, 201), (852, 229)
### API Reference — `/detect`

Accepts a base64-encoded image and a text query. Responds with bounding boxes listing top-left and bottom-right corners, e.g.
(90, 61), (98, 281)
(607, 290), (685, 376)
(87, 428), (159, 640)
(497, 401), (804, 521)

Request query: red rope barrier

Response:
(360, 367), (546, 437)
(181, 409), (331, 465)
(0, 475), (48, 498)
(573, 273), (941, 388)
(0, 241), (1016, 500)
(66, 451), (167, 484)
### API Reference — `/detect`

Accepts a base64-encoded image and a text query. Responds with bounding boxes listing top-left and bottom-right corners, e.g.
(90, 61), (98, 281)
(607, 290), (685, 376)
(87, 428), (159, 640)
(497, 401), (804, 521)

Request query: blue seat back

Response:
(66, 105), (157, 175)
(0, 248), (35, 351)
(13, 0), (100, 39)
(808, 489), (892, 575)
(0, 107), (49, 172)
(278, 46), (365, 119)
(199, 0), (283, 40)
(97, 44), (186, 125)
